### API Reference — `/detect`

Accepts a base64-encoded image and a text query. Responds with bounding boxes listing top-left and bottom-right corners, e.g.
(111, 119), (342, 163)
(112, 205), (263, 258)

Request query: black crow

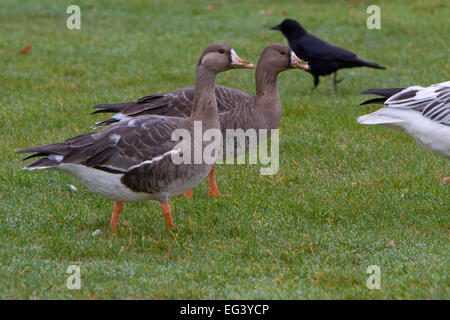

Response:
(271, 19), (386, 92)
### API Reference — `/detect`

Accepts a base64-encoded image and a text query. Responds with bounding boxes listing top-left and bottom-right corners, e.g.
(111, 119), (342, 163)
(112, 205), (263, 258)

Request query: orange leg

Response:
(208, 165), (229, 197)
(442, 177), (450, 184)
(110, 201), (123, 233)
(183, 189), (194, 199)
(160, 201), (174, 230)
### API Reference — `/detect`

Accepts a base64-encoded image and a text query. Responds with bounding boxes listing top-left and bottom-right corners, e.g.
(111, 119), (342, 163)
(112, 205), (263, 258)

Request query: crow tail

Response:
(357, 59), (386, 70)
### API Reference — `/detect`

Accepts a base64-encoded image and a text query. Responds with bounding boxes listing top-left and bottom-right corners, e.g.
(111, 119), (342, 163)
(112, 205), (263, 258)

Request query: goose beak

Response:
(230, 49), (255, 69)
(290, 52), (310, 70)
(270, 24), (281, 30)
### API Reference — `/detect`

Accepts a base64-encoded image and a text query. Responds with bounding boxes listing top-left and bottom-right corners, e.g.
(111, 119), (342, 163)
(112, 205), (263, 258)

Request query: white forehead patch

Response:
(230, 49), (240, 64)
(290, 51), (300, 64)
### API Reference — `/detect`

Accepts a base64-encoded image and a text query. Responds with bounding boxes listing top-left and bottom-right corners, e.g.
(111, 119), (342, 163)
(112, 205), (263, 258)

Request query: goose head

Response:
(257, 44), (309, 73)
(198, 44), (255, 73)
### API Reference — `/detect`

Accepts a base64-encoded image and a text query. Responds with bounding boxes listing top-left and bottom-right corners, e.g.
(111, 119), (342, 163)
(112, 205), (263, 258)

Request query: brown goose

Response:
(17, 44), (254, 232)
(92, 44), (309, 197)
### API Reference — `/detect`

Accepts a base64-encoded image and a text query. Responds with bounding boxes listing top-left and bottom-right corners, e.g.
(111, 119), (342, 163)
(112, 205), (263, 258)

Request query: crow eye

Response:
(219, 49), (225, 54)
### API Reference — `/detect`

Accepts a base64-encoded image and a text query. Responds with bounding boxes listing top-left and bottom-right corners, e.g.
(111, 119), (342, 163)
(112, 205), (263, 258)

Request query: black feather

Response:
(94, 118), (120, 127)
(359, 97), (388, 105)
(361, 88), (405, 97)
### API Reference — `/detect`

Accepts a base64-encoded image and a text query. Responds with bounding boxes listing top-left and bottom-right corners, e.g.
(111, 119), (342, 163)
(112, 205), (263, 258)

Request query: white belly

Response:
(403, 118), (450, 160)
(55, 164), (154, 202)
(55, 162), (214, 202)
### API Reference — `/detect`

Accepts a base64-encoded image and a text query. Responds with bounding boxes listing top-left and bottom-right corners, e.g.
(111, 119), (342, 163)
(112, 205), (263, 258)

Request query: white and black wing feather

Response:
(385, 81), (450, 126)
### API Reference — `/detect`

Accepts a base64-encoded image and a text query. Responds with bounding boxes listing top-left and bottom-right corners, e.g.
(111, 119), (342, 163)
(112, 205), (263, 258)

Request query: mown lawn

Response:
(0, 0), (448, 299)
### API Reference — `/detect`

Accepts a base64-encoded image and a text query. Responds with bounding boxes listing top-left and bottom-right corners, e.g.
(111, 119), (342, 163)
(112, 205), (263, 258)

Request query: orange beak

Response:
(290, 52), (310, 70)
(230, 49), (255, 69)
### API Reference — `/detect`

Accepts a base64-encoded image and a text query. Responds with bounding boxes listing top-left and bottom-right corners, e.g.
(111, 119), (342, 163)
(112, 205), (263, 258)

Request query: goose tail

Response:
(16, 144), (67, 170)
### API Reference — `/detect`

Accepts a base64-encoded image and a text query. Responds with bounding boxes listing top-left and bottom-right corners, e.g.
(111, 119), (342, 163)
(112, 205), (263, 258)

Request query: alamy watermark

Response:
(366, 265), (381, 289)
(169, 121), (279, 175)
(66, 5), (81, 30)
(66, 264), (81, 289)
(367, 5), (381, 29)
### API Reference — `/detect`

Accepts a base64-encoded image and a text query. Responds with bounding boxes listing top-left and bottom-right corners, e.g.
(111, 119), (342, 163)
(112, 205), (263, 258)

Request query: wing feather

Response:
(92, 85), (253, 126)
(18, 115), (190, 172)
(385, 81), (450, 125)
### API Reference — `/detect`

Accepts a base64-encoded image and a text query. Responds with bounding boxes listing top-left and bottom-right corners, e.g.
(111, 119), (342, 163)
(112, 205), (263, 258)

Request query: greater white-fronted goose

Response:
(92, 44), (309, 197)
(17, 44), (254, 232)
(358, 81), (450, 183)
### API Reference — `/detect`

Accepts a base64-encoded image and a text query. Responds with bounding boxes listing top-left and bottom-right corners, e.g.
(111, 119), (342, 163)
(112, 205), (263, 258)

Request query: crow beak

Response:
(290, 52), (310, 70)
(230, 49), (255, 69)
(270, 24), (281, 30)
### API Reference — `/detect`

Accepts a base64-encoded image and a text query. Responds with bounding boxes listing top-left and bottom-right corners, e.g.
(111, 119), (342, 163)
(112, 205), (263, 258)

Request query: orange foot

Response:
(183, 189), (193, 199)
(208, 165), (229, 197)
(160, 201), (174, 230)
(208, 189), (230, 197)
(441, 177), (450, 184)
(110, 201), (123, 233)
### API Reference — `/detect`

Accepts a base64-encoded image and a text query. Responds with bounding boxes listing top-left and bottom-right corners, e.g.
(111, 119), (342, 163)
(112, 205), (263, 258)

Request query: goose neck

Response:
(190, 64), (218, 122)
(255, 64), (279, 98)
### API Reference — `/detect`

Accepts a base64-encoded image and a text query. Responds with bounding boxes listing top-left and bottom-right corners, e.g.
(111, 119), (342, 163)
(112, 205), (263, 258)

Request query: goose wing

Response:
(17, 115), (188, 172)
(384, 81), (450, 125)
(92, 85), (252, 126)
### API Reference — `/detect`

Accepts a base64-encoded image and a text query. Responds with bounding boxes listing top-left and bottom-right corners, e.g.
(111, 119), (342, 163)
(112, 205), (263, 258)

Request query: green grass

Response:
(0, 0), (449, 299)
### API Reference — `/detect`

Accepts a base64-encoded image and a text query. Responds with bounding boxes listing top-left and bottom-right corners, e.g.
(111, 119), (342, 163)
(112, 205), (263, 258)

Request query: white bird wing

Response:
(385, 81), (450, 126)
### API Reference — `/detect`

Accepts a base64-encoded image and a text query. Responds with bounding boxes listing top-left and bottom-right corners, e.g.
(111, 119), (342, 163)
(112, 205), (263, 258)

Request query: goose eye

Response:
(219, 49), (225, 54)
(280, 51), (286, 55)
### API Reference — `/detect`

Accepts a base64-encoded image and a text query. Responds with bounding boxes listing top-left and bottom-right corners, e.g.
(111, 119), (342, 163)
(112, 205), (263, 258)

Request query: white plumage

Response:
(358, 81), (450, 160)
